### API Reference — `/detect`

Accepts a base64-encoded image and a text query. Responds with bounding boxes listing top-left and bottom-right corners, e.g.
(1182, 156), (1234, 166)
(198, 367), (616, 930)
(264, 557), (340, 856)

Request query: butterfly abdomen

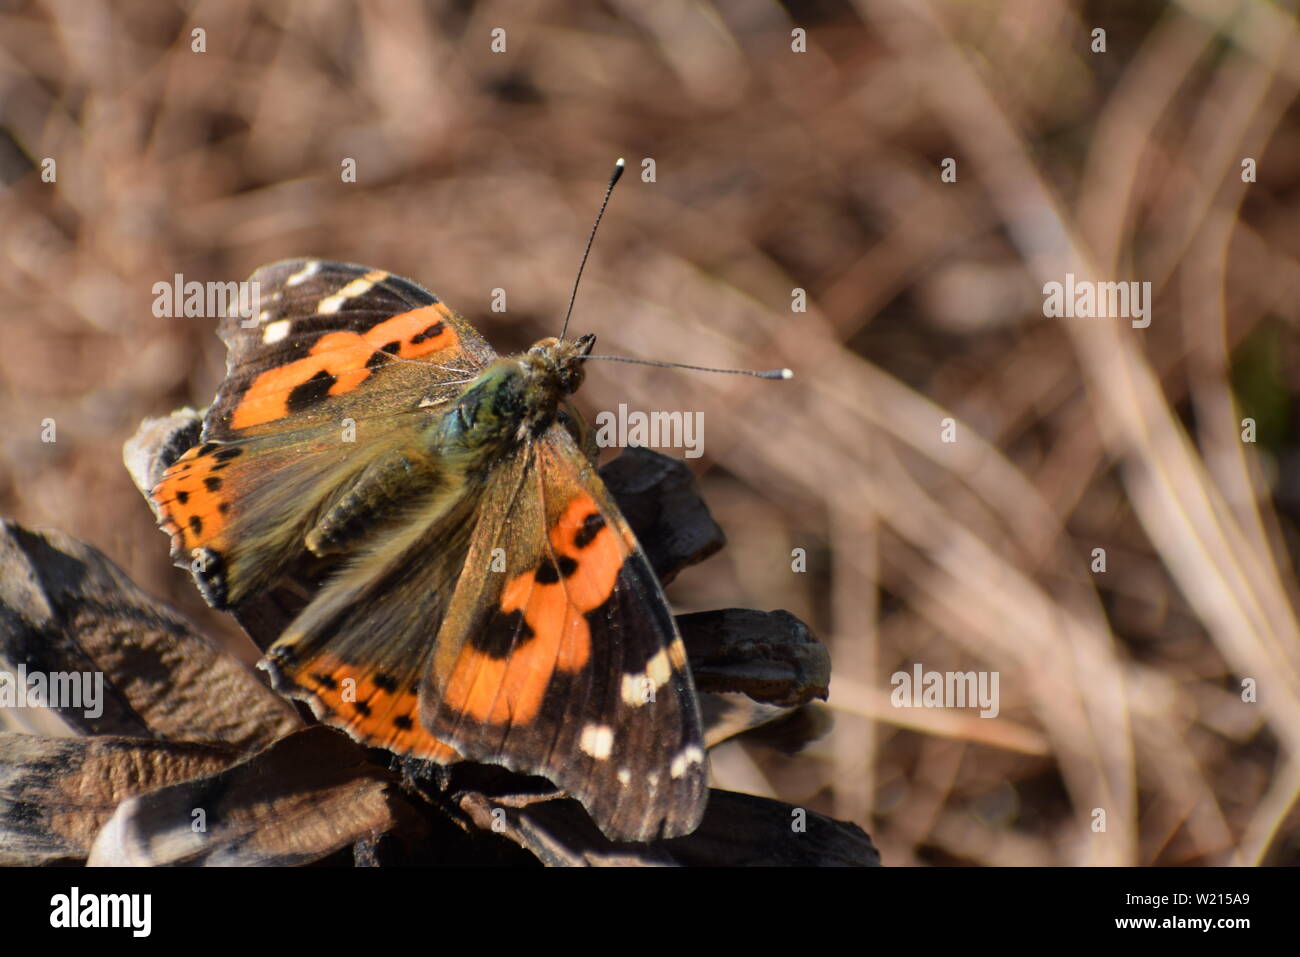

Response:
(305, 445), (464, 557)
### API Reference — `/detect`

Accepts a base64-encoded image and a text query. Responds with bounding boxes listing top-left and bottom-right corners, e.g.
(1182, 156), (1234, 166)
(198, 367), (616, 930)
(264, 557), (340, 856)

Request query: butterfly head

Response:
(525, 332), (596, 397)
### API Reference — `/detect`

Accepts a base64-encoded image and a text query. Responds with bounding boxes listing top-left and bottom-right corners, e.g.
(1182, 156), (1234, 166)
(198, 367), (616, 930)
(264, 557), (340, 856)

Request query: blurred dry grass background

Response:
(2, 0), (1299, 865)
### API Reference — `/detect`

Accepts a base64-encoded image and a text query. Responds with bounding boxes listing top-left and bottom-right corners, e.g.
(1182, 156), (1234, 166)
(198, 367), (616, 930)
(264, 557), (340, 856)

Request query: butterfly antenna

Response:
(581, 354), (794, 380)
(560, 158), (625, 341)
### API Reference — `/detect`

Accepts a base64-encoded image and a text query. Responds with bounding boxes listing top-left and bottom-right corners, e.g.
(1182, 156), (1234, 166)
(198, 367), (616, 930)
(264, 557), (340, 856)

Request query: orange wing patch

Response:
(294, 652), (460, 763)
(230, 304), (461, 430)
(442, 493), (623, 726)
(151, 441), (244, 555)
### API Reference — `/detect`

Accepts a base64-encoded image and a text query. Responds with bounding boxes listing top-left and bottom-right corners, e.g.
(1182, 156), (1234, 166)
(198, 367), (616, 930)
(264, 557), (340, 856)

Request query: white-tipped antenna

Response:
(561, 159), (793, 382)
(560, 158), (625, 341)
(581, 354), (794, 380)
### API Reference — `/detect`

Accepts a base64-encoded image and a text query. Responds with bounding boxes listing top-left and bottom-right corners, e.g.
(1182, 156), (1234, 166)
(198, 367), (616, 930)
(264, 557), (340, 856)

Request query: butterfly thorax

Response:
(305, 334), (596, 559)
(439, 333), (596, 453)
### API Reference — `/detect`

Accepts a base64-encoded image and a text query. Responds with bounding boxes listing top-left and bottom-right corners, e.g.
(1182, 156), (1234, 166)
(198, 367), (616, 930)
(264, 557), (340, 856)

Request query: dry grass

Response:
(1, 0), (1298, 865)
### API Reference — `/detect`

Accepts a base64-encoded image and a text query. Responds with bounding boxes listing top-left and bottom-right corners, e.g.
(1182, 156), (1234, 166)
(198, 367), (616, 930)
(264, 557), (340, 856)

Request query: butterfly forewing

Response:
(206, 259), (496, 442)
(424, 426), (707, 842)
(151, 260), (494, 608)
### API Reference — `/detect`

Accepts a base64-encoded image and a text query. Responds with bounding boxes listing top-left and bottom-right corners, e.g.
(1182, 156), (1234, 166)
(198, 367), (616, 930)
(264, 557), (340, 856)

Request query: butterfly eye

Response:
(458, 401), (476, 431)
(559, 364), (585, 395)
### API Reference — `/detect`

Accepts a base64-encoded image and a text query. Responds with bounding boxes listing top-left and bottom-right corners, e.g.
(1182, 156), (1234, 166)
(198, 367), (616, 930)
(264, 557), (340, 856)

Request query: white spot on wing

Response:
(646, 648), (673, 687)
(579, 724), (614, 760)
(316, 269), (388, 314)
(286, 261), (321, 287)
(620, 648), (674, 707)
(620, 673), (648, 707)
(262, 319), (291, 344)
(670, 745), (705, 779)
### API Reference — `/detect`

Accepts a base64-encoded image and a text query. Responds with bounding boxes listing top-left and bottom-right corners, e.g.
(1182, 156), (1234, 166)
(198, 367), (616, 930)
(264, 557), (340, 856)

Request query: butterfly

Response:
(147, 242), (715, 842)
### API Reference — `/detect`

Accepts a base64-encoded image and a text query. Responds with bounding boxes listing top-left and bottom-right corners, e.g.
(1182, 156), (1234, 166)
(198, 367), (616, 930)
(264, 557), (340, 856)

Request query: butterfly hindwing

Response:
(261, 476), (484, 764)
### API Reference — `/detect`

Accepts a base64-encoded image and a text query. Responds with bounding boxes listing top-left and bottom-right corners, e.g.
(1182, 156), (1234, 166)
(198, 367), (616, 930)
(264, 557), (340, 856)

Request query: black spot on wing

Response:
(366, 341), (401, 370)
(573, 512), (605, 549)
(534, 555), (578, 584)
(468, 609), (533, 659)
(410, 321), (445, 344)
(287, 369), (337, 413)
